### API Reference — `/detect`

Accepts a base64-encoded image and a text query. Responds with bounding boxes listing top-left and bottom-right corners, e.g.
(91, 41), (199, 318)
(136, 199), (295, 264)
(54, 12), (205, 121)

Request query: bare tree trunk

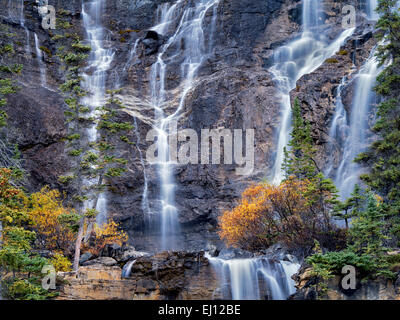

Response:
(83, 175), (103, 243)
(73, 216), (86, 272)
(0, 221), (3, 246)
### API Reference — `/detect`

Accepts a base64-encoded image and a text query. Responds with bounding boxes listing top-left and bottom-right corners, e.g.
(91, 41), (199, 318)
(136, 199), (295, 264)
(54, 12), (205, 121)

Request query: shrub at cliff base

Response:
(0, 168), (129, 299)
(219, 177), (346, 251)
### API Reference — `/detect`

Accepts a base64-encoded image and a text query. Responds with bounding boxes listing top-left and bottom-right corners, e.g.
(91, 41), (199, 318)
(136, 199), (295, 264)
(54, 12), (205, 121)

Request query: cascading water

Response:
(148, 0), (220, 250)
(4, 0), (41, 84)
(115, 39), (140, 88)
(81, 0), (114, 225)
(366, 0), (379, 20)
(207, 255), (300, 300)
(330, 49), (381, 198)
(121, 259), (136, 279)
(5, 0), (23, 23)
(133, 117), (151, 221)
(327, 1), (381, 198)
(34, 33), (47, 87)
(269, 0), (355, 184)
(324, 77), (348, 178)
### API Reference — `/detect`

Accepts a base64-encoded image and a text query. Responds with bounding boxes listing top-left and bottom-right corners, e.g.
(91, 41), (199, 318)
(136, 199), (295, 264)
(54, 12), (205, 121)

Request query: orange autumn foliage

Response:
(219, 177), (339, 251)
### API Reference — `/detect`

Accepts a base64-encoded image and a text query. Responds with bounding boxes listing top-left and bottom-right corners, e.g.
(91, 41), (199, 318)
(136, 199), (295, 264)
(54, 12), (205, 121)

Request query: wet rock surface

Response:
(2, 0), (392, 301)
(1, 0), (375, 253)
(291, 20), (378, 173)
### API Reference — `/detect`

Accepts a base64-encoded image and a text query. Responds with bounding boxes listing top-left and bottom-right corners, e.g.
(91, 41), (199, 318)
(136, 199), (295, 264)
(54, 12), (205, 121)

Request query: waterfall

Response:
(5, 0), (23, 23)
(332, 50), (381, 198)
(269, 0), (355, 184)
(324, 78), (348, 178)
(4, 0), (31, 57)
(327, 1), (381, 198)
(366, 0), (379, 20)
(81, 0), (114, 224)
(148, 0), (220, 250)
(133, 117), (152, 222)
(34, 33), (47, 87)
(121, 259), (136, 278)
(302, 0), (321, 30)
(207, 255), (300, 300)
(116, 39), (140, 88)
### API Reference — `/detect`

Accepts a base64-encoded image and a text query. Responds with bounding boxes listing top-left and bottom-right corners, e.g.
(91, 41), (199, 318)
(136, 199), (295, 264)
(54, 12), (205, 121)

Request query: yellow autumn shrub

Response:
(28, 187), (77, 255)
(85, 220), (128, 255)
(50, 253), (72, 272)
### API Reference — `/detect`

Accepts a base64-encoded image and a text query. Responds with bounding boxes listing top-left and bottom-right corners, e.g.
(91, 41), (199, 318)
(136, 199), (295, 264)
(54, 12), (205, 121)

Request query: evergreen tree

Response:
(356, 0), (400, 238)
(283, 98), (340, 225)
(347, 193), (393, 277)
(283, 98), (319, 180)
(53, 32), (132, 270)
(349, 193), (387, 256)
(333, 184), (365, 229)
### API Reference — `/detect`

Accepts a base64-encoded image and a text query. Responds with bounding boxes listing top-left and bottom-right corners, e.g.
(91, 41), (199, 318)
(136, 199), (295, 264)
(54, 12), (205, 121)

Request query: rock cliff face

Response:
(2, 0), (301, 251)
(0, 0), (377, 251)
(0, 0), (385, 300)
(292, 265), (400, 300)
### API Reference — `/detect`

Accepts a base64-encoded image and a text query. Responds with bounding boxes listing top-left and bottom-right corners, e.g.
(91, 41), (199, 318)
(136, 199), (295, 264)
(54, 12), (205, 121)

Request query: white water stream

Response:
(332, 52), (381, 198)
(269, 0), (355, 184)
(81, 0), (114, 225)
(327, 0), (381, 198)
(207, 255), (300, 300)
(34, 33), (47, 87)
(148, 0), (220, 250)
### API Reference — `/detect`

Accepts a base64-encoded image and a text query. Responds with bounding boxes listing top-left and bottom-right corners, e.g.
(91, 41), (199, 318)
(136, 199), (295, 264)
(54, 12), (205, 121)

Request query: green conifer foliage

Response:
(283, 98), (340, 224)
(356, 0), (400, 237)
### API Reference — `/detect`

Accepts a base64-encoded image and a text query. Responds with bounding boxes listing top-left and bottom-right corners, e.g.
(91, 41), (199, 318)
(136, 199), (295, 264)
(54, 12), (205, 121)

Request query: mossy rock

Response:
(325, 58), (339, 64)
(39, 46), (52, 57)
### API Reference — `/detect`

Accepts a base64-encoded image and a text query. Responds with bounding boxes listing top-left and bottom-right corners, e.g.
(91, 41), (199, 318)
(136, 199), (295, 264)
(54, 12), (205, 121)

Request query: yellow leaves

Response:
(0, 169), (29, 227)
(4, 215), (13, 224)
(50, 253), (72, 272)
(86, 220), (128, 255)
(28, 187), (76, 254)
(374, 194), (383, 206)
(219, 184), (277, 250)
(94, 220), (128, 244)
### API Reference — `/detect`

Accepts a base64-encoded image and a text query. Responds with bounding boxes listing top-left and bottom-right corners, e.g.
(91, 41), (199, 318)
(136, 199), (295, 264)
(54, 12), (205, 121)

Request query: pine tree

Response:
(54, 31), (133, 270)
(283, 98), (319, 180)
(333, 184), (365, 229)
(348, 193), (391, 277)
(283, 98), (340, 225)
(355, 0), (400, 238)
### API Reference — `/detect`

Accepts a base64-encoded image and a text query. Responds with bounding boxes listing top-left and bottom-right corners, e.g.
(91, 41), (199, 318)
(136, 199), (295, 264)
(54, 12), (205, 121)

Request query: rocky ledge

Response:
(291, 264), (400, 300)
(57, 251), (221, 300)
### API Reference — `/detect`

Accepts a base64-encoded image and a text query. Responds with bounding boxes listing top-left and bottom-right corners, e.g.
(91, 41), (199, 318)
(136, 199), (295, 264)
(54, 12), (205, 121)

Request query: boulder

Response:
(79, 252), (93, 265)
(82, 257), (118, 267)
(119, 250), (150, 263)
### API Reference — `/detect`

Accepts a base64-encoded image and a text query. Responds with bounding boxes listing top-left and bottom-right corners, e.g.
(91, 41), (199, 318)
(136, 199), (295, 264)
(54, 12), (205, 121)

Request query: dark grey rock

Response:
(79, 252), (94, 265)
